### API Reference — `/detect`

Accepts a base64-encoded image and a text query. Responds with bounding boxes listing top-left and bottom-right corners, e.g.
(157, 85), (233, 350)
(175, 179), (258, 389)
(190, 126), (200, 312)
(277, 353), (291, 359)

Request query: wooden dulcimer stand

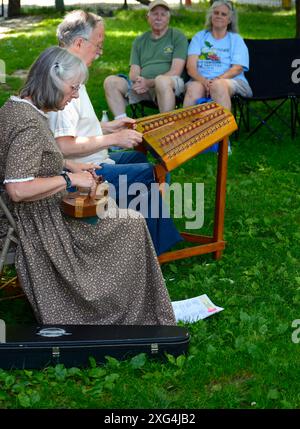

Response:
(134, 102), (237, 264)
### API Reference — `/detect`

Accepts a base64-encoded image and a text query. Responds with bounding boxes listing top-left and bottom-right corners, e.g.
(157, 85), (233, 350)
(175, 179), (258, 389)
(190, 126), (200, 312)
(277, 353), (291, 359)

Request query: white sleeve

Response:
(48, 99), (80, 138)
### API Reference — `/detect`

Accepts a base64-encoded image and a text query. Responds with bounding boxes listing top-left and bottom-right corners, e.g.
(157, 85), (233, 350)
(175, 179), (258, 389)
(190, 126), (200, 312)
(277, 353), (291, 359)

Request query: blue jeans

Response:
(96, 151), (182, 255)
(100, 151), (154, 205)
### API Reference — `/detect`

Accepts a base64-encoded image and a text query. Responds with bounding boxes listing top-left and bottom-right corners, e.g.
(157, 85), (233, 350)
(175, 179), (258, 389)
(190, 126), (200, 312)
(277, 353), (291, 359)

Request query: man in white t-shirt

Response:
(48, 10), (182, 255)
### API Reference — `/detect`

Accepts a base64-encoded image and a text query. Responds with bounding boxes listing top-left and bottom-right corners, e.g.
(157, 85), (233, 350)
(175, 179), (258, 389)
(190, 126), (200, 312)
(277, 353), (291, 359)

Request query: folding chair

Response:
(234, 39), (300, 140)
(0, 188), (24, 300)
(130, 95), (184, 119)
(0, 189), (18, 272)
(130, 99), (158, 119)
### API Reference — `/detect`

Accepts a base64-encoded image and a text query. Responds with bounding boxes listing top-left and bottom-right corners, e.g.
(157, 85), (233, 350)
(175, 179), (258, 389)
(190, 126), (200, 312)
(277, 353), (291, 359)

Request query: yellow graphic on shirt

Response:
(164, 46), (174, 54)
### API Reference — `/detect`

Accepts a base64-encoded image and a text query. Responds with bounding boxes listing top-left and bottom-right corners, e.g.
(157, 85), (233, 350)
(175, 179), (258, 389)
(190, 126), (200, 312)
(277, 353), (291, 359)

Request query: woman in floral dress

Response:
(0, 46), (175, 325)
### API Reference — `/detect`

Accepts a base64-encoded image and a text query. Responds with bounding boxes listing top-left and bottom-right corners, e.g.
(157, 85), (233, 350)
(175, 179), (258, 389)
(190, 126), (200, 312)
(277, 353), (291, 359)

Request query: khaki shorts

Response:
(124, 75), (185, 105)
(229, 79), (253, 98)
(186, 77), (253, 98)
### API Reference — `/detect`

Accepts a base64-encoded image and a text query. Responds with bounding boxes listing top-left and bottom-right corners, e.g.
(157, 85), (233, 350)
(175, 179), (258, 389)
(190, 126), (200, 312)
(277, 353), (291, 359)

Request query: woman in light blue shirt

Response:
(183, 0), (252, 110)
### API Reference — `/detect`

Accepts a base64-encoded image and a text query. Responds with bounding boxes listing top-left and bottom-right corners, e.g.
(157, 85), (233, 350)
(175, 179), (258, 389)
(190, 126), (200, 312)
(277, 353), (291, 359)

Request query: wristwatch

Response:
(60, 172), (73, 190)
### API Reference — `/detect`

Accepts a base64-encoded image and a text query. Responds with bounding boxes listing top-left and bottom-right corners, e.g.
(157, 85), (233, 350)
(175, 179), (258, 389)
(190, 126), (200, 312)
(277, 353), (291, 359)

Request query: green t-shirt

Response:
(130, 28), (188, 79)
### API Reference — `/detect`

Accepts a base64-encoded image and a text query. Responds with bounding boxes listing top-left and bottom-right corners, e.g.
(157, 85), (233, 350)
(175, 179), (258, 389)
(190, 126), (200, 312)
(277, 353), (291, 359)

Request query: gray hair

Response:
(205, 1), (238, 33)
(57, 10), (103, 47)
(20, 46), (88, 110)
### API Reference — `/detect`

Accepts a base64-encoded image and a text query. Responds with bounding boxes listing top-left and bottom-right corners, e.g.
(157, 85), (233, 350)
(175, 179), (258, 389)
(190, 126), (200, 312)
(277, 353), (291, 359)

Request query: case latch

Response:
(0, 319), (6, 343)
(52, 346), (60, 359)
(151, 343), (159, 354)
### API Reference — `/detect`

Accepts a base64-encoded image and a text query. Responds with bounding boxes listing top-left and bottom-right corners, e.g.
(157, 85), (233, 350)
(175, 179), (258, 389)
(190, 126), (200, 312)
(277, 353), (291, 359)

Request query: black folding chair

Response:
(129, 95), (184, 118)
(233, 38), (300, 140)
(130, 99), (159, 118)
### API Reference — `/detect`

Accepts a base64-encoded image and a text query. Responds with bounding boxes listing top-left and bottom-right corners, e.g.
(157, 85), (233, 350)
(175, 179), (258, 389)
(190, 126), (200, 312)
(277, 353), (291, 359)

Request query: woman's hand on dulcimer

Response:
(68, 171), (97, 190)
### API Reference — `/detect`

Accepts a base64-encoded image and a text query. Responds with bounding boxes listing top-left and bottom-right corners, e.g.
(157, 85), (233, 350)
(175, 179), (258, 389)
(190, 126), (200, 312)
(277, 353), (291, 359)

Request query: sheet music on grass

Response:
(172, 294), (223, 323)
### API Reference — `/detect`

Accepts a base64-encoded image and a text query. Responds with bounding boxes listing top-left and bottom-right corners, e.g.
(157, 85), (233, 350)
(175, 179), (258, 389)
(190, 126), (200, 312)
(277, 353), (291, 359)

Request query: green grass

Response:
(1, 6), (300, 409)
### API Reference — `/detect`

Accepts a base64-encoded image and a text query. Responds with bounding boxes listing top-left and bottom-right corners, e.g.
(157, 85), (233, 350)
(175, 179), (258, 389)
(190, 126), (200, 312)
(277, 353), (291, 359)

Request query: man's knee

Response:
(127, 163), (154, 183)
(104, 75), (127, 95)
(101, 161), (154, 184)
(110, 150), (148, 164)
(154, 75), (173, 92)
(126, 151), (148, 164)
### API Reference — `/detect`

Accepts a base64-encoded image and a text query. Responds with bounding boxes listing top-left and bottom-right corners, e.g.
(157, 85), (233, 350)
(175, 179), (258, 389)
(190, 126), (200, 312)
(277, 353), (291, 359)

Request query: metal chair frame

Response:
(0, 191), (18, 273)
(0, 190), (25, 300)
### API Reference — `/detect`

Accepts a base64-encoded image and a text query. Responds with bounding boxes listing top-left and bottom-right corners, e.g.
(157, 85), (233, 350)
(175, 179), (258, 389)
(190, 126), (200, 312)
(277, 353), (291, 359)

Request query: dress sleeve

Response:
(5, 120), (44, 181)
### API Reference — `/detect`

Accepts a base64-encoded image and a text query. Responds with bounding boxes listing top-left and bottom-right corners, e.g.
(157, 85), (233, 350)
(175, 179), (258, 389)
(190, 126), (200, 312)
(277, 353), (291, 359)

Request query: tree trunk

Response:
(55, 0), (65, 12)
(296, 0), (300, 38)
(8, 0), (21, 17)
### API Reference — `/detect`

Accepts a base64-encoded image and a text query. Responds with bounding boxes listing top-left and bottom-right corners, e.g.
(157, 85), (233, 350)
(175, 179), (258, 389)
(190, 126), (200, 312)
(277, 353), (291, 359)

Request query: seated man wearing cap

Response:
(104, 0), (188, 119)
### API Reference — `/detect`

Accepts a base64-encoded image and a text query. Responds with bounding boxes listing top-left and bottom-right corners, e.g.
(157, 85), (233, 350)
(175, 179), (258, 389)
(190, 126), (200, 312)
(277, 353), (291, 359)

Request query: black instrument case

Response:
(0, 324), (190, 369)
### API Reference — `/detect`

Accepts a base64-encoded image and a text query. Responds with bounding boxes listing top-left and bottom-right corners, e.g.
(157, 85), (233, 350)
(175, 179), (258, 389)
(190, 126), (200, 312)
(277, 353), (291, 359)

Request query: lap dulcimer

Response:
(61, 175), (109, 219)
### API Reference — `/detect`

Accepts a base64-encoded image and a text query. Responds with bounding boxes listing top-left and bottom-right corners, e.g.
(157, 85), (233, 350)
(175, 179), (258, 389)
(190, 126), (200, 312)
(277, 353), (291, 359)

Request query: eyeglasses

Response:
(70, 84), (81, 93)
(83, 38), (103, 54)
